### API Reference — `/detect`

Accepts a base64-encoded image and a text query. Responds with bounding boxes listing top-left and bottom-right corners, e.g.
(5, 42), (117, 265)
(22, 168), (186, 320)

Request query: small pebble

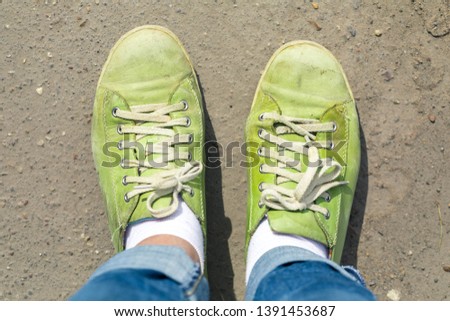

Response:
(47, 52), (53, 58)
(428, 113), (436, 123)
(308, 20), (322, 31)
(36, 87), (43, 95)
(440, 147), (444, 152)
(382, 70), (394, 81)
(387, 289), (401, 301)
(312, 2), (319, 9)
(348, 26), (357, 37)
(36, 139), (45, 147)
(5, 24), (10, 29)
(375, 29), (383, 37)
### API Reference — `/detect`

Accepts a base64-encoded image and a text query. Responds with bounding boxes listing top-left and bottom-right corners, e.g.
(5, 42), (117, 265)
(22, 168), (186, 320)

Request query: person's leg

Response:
(75, 25), (208, 300)
(244, 41), (374, 300)
(245, 247), (375, 301)
(71, 243), (208, 301)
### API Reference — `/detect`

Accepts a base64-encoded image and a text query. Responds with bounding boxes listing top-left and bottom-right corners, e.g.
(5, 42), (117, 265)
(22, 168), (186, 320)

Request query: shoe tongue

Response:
(273, 103), (343, 192)
(131, 188), (173, 223)
(264, 110), (330, 246)
(267, 208), (329, 246)
(128, 115), (179, 222)
(271, 119), (309, 191)
(265, 104), (349, 247)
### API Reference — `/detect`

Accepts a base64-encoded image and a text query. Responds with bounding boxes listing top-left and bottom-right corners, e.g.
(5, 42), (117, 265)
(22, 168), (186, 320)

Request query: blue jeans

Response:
(70, 245), (376, 301)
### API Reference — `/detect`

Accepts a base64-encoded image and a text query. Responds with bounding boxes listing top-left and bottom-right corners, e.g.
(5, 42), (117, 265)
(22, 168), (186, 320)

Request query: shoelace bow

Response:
(112, 101), (202, 218)
(258, 112), (347, 218)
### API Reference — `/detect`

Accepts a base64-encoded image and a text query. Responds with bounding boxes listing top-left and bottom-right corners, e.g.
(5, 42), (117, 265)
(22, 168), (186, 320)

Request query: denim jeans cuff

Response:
(89, 245), (208, 299)
(245, 246), (365, 300)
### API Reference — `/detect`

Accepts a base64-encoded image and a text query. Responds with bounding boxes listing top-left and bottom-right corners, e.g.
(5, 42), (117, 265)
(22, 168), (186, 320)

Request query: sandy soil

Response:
(0, 0), (449, 301)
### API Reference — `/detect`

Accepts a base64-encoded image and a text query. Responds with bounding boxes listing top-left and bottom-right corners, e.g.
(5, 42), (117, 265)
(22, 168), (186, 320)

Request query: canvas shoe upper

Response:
(245, 41), (361, 263)
(91, 26), (206, 252)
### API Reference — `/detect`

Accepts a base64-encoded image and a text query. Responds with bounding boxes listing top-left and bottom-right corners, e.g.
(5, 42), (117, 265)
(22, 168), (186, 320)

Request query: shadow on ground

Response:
(199, 76), (236, 300)
(342, 117), (369, 268)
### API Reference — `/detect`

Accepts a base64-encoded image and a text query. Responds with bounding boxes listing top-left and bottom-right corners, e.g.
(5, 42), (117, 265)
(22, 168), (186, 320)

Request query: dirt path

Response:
(0, 0), (449, 300)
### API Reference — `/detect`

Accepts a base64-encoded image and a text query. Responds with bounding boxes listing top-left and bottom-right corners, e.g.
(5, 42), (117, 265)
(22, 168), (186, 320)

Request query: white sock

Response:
(125, 198), (204, 271)
(245, 218), (328, 283)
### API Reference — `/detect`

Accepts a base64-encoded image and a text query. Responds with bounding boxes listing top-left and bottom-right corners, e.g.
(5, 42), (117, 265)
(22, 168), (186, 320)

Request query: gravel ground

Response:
(0, 0), (449, 300)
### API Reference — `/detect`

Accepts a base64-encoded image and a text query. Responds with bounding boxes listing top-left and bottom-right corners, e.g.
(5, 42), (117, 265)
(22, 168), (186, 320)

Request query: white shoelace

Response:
(112, 101), (202, 218)
(257, 112), (347, 218)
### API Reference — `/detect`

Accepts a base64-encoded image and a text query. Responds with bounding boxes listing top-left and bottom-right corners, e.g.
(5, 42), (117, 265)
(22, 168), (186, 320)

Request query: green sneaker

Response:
(245, 41), (360, 263)
(91, 26), (206, 252)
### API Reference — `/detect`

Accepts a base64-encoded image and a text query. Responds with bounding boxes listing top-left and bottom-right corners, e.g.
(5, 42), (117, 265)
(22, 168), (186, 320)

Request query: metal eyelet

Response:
(324, 194), (331, 202)
(189, 189), (195, 197)
(187, 152), (192, 162)
(258, 200), (264, 208)
(329, 141), (334, 150)
(120, 159), (125, 168)
(259, 164), (264, 173)
(112, 107), (119, 117)
(324, 211), (330, 220)
(117, 141), (124, 150)
(188, 134), (193, 144)
(258, 182), (264, 191)
(117, 125), (123, 135)
(258, 113), (265, 121)
(124, 194), (130, 203)
(122, 176), (128, 186)
(257, 147), (263, 156)
(258, 128), (264, 138)
(181, 100), (189, 110)
(332, 122), (337, 132)
(185, 117), (191, 127)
